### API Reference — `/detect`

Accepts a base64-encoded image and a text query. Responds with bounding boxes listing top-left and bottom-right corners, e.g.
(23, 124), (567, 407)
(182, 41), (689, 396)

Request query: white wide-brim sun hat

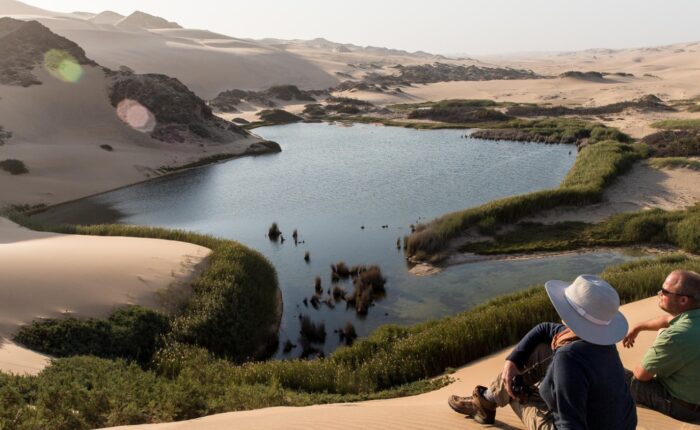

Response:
(545, 274), (628, 345)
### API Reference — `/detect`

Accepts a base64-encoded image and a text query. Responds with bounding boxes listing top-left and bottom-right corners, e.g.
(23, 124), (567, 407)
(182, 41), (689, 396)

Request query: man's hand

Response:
(501, 360), (521, 399)
(622, 327), (640, 348)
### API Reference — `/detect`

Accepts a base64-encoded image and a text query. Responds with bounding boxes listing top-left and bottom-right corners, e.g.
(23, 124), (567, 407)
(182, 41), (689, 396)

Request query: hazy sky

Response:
(21, 0), (700, 55)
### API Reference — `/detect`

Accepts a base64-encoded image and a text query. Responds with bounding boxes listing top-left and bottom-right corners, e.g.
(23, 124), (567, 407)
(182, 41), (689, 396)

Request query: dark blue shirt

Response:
(507, 323), (637, 430)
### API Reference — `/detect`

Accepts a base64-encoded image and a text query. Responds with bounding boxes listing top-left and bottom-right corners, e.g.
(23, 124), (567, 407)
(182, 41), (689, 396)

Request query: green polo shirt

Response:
(641, 308), (700, 404)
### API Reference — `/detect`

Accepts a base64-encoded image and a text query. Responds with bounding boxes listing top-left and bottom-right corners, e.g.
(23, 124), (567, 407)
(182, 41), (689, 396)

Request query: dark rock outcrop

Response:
(0, 18), (96, 86)
(108, 70), (248, 143)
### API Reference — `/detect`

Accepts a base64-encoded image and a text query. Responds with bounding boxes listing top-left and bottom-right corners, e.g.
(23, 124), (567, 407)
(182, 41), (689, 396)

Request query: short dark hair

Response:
(676, 270), (700, 304)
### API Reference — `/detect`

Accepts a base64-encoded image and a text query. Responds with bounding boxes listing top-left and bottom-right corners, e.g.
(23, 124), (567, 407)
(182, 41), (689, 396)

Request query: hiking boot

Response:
(448, 386), (497, 424)
(471, 385), (497, 425)
(448, 394), (478, 415)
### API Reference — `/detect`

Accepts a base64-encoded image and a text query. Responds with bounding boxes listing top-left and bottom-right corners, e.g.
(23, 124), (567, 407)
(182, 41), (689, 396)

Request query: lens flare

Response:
(43, 49), (83, 83)
(116, 99), (156, 133)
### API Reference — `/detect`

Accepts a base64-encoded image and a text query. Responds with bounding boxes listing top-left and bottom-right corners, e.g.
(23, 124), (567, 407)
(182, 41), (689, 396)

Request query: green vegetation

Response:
(389, 99), (502, 112)
(471, 118), (632, 145)
(14, 306), (169, 364)
(406, 140), (641, 258)
(640, 130), (700, 157)
(649, 157), (700, 171)
(1, 254), (697, 429)
(6, 219), (280, 363)
(650, 119), (700, 130)
(461, 205), (700, 255)
(0, 159), (28, 175)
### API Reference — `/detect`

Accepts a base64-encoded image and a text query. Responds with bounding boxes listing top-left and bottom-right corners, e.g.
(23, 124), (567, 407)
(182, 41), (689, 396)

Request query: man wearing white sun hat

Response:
(448, 274), (637, 430)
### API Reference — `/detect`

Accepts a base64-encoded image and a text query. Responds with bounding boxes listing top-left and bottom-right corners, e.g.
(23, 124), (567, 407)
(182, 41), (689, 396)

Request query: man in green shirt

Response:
(623, 269), (700, 423)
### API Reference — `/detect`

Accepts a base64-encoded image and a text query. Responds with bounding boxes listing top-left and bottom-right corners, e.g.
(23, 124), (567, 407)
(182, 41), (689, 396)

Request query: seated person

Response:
(623, 269), (700, 424)
(448, 275), (637, 430)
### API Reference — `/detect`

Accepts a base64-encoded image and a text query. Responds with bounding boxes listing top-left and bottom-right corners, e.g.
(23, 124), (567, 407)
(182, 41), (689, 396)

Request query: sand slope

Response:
(527, 162), (700, 225)
(0, 217), (211, 375)
(102, 297), (699, 430)
(0, 66), (257, 207)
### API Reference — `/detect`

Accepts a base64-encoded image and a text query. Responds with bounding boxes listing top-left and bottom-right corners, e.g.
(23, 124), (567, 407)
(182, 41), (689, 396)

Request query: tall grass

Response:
(648, 157), (700, 171)
(1, 255), (697, 429)
(650, 119), (700, 130)
(462, 205), (700, 255)
(5, 217), (280, 362)
(406, 141), (641, 258)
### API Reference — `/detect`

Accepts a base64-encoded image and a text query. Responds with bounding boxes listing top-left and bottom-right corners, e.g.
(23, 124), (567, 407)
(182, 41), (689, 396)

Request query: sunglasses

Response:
(659, 287), (694, 298)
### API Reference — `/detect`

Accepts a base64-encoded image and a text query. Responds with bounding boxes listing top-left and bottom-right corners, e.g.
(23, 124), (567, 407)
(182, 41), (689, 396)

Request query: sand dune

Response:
(102, 297), (699, 430)
(0, 217), (211, 375)
(527, 162), (700, 225)
(0, 66), (257, 207)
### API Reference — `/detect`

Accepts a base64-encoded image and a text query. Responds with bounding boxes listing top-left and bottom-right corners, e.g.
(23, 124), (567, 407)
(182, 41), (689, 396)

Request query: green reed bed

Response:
(5, 218), (280, 363)
(461, 204), (700, 255)
(406, 140), (642, 258)
(650, 119), (700, 130)
(648, 156), (700, 171)
(1, 254), (697, 429)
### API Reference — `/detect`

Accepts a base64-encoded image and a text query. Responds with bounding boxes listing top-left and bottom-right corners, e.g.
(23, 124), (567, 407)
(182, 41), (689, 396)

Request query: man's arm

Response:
(633, 365), (654, 382)
(622, 315), (673, 348)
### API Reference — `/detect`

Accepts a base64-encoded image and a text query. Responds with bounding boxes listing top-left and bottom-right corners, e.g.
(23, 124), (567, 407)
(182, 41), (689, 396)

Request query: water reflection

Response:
(32, 123), (611, 358)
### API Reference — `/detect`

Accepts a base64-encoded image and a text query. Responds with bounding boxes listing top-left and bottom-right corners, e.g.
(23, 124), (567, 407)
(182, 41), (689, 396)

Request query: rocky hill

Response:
(108, 70), (248, 143)
(0, 17), (96, 86)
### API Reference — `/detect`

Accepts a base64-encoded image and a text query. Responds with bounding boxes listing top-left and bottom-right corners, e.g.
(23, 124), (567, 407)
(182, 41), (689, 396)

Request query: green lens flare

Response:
(43, 49), (84, 83)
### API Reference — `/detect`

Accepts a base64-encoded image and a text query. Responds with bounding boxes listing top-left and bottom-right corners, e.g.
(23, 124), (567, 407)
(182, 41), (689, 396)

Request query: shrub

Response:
(0, 159), (28, 175)
(268, 222), (281, 241)
(650, 119), (700, 130)
(188, 122), (211, 138)
(15, 306), (169, 364)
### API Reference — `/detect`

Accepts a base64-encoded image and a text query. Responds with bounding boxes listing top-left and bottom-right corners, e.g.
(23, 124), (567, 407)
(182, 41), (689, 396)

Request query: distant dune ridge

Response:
(0, 13), (267, 207)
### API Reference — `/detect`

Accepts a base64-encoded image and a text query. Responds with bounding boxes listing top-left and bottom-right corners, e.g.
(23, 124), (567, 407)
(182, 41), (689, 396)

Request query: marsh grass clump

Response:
(304, 251), (310, 262)
(0, 158), (28, 175)
(346, 266), (386, 314)
(100, 144), (114, 151)
(314, 276), (323, 294)
(332, 285), (347, 301)
(461, 205), (700, 255)
(332, 261), (351, 278)
(338, 322), (358, 346)
(299, 315), (326, 344)
(649, 157), (700, 171)
(650, 119), (700, 130)
(268, 222), (281, 241)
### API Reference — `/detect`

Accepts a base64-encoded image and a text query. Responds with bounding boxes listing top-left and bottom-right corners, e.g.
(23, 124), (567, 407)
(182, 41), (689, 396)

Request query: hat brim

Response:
(545, 280), (628, 346)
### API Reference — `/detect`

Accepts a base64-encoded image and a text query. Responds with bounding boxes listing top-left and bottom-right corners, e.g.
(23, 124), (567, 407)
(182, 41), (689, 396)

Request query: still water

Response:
(36, 123), (637, 356)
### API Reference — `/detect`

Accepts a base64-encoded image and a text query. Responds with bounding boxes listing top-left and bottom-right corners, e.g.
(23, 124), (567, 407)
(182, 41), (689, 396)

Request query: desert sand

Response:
(0, 216), (211, 375)
(527, 161), (700, 225)
(0, 66), (259, 207)
(102, 297), (699, 430)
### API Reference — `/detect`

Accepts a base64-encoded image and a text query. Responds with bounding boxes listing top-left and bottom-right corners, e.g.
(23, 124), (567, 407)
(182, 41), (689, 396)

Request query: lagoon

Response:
(35, 123), (637, 357)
